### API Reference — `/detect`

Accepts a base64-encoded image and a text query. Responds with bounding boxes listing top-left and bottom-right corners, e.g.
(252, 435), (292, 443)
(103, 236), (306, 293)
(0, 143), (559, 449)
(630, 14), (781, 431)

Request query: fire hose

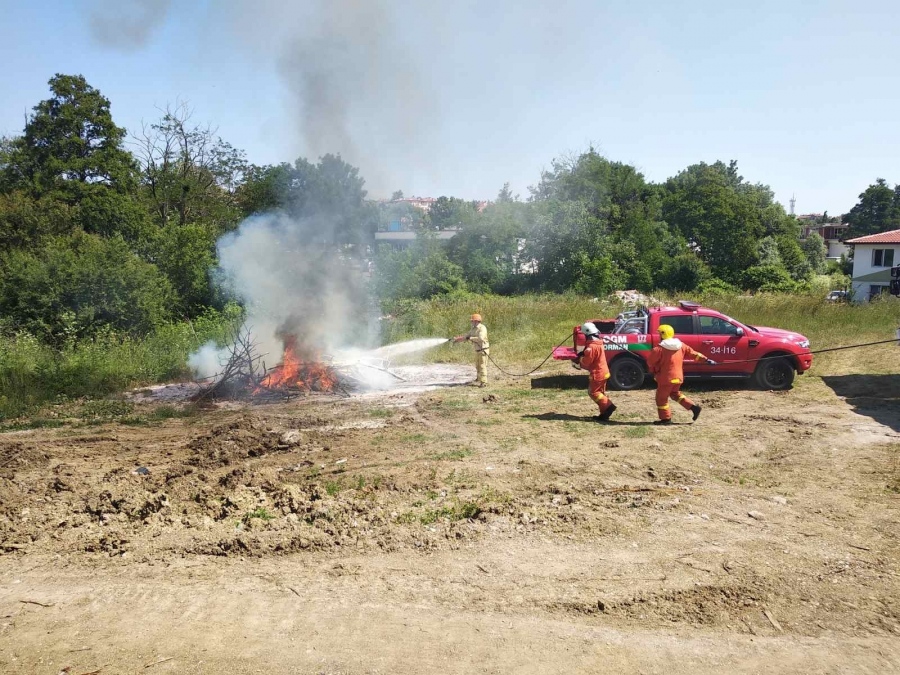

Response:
(480, 335), (900, 378)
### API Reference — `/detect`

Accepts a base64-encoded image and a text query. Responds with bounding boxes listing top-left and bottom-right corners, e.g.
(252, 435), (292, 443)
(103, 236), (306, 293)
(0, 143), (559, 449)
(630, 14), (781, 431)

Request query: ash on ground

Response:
(127, 364), (473, 404)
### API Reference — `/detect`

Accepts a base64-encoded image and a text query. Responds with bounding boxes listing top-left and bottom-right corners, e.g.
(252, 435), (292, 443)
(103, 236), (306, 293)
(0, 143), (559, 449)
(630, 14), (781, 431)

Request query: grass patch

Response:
(432, 447), (474, 461)
(624, 426), (650, 438)
(412, 499), (484, 525)
(0, 417), (66, 432)
(0, 306), (238, 421)
(325, 480), (342, 496)
(241, 507), (275, 525)
(368, 407), (394, 418)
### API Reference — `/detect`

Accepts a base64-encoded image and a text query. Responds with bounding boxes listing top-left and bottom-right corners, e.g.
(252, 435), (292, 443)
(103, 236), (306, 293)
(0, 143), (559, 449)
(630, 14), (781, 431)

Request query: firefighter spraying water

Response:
(453, 313), (490, 387)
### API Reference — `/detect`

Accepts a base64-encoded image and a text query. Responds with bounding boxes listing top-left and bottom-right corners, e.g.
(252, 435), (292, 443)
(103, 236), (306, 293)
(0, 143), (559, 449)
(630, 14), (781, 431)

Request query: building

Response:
(798, 215), (850, 262)
(374, 228), (460, 250)
(393, 196), (436, 212)
(845, 229), (900, 301)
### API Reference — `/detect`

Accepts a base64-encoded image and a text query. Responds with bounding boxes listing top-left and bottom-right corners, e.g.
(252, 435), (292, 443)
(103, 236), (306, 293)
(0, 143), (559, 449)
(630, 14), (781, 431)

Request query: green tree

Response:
(1, 74), (150, 241)
(801, 232), (828, 274)
(0, 192), (73, 251)
(843, 178), (900, 238)
(148, 223), (218, 315)
(390, 190), (404, 201)
(134, 104), (247, 233)
(758, 236), (782, 266)
(662, 161), (768, 284)
(0, 233), (173, 342)
(776, 234), (812, 281)
(374, 242), (467, 301)
(658, 253), (711, 293)
(742, 265), (795, 292)
(446, 200), (528, 292)
(530, 149), (681, 292)
(496, 182), (516, 203)
(427, 196), (477, 230)
(238, 163), (293, 216)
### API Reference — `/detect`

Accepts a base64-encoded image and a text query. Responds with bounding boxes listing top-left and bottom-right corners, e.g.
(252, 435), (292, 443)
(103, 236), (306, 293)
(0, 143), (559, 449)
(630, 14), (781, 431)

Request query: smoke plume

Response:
(87, 0), (434, 195)
(270, 0), (432, 192)
(190, 212), (369, 380)
(88, 0), (172, 50)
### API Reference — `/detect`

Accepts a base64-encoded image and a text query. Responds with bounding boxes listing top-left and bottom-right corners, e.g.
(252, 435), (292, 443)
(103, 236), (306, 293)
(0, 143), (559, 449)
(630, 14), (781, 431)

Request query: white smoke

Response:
(188, 341), (225, 381)
(187, 210), (370, 381)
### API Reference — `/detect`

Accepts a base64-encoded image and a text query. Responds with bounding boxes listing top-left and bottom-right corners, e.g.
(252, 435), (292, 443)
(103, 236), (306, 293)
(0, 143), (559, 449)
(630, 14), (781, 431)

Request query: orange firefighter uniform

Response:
(647, 328), (710, 422)
(576, 337), (616, 421)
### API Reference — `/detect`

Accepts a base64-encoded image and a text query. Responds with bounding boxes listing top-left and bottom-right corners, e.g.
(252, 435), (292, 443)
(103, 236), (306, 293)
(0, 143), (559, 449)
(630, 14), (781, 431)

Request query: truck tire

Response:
(609, 356), (646, 391)
(754, 357), (795, 390)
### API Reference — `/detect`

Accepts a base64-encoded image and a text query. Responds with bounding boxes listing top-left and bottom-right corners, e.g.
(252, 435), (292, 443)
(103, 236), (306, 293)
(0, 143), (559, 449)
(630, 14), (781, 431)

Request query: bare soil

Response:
(1, 371), (899, 674)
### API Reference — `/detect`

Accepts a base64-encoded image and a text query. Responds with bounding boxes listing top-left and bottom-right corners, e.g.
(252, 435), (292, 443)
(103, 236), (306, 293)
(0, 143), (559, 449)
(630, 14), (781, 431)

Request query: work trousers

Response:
(475, 350), (488, 384)
(655, 381), (694, 421)
(589, 375), (613, 413)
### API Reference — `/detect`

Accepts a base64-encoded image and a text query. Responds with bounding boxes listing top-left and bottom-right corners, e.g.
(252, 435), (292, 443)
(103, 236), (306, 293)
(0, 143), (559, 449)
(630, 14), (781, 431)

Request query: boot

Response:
(653, 419), (672, 425)
(597, 403), (617, 422)
(691, 405), (701, 421)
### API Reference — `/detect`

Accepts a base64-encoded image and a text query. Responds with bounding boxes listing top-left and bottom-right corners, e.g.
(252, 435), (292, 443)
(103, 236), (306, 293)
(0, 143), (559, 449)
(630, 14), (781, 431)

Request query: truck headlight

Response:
(797, 340), (810, 349)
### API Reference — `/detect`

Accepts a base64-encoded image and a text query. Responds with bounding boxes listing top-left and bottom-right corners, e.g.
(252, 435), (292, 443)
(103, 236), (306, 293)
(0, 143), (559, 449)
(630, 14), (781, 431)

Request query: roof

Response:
(845, 229), (900, 245)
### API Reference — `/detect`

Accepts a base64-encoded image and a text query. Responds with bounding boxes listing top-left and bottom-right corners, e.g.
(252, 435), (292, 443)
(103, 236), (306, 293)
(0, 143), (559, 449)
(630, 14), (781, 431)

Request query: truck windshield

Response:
(721, 314), (755, 332)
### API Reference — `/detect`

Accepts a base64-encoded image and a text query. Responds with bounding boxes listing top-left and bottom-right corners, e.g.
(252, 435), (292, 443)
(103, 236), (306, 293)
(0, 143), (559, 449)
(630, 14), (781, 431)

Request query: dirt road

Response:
(1, 373), (899, 673)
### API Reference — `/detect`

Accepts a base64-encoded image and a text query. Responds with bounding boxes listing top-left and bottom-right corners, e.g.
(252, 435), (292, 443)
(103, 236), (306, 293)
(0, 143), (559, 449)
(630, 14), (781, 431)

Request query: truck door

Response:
(656, 313), (702, 373)
(694, 314), (750, 373)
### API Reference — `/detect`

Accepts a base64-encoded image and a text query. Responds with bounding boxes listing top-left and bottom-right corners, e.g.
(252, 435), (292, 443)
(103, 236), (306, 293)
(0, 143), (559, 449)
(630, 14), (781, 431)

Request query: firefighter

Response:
(453, 313), (489, 386)
(647, 324), (716, 425)
(574, 322), (616, 422)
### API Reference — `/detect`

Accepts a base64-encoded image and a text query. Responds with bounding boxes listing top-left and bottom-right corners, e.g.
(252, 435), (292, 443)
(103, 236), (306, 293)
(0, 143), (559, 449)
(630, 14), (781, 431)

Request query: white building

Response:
(845, 229), (900, 301)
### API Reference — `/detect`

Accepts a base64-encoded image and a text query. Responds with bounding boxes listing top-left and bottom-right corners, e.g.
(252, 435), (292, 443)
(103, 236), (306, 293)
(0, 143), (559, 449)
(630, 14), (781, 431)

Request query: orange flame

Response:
(254, 336), (337, 394)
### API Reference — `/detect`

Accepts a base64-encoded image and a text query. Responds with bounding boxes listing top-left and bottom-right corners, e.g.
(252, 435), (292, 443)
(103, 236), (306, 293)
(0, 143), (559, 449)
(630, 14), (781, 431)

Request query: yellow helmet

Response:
(658, 324), (675, 340)
(471, 313), (482, 322)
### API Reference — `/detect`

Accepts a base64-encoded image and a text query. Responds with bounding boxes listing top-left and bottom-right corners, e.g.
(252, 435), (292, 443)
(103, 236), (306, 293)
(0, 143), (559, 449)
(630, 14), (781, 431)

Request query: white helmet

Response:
(581, 322), (600, 337)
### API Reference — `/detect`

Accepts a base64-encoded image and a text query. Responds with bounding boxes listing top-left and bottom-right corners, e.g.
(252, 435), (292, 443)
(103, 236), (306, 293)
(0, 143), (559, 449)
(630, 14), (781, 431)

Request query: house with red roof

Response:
(845, 229), (900, 301)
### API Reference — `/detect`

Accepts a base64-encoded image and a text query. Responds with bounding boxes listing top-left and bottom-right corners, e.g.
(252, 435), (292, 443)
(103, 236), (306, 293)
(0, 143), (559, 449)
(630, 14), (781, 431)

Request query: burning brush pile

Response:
(194, 328), (401, 402)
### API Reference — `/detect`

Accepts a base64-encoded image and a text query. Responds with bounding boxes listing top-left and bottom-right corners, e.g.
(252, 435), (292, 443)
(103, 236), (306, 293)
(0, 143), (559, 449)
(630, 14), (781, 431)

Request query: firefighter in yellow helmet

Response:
(647, 324), (715, 424)
(453, 313), (489, 387)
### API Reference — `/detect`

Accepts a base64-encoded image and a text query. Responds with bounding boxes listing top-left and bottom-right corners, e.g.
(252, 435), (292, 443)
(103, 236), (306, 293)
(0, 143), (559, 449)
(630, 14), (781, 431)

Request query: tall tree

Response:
(3, 74), (138, 197)
(801, 232), (828, 274)
(134, 104), (247, 233)
(843, 178), (900, 238)
(427, 196), (476, 230)
(1, 74), (149, 241)
(662, 161), (768, 284)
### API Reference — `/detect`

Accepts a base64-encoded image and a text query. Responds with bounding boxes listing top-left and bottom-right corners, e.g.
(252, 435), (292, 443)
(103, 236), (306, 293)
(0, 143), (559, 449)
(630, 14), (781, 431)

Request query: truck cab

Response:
(554, 301), (813, 391)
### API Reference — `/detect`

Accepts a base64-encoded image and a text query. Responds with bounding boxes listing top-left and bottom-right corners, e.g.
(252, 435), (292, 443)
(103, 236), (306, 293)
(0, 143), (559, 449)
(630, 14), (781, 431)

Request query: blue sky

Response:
(1, 0), (898, 215)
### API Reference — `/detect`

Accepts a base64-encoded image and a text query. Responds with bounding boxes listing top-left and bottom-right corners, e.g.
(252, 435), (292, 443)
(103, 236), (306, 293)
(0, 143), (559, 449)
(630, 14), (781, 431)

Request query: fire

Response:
(255, 335), (338, 393)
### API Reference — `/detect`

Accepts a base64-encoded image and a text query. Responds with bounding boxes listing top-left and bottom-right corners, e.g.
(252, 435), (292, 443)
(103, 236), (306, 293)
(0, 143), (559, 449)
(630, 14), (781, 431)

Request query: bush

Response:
(0, 305), (239, 420)
(0, 232), (174, 343)
(742, 264), (796, 292)
(696, 278), (739, 296)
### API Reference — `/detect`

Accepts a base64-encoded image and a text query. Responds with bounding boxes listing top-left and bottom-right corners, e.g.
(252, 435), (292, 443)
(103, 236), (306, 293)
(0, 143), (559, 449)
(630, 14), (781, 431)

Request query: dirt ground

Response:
(1, 367), (899, 674)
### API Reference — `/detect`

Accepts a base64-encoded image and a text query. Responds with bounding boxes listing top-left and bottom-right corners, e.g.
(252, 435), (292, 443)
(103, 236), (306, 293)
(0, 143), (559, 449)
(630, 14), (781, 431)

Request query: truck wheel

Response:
(754, 357), (795, 390)
(609, 357), (646, 391)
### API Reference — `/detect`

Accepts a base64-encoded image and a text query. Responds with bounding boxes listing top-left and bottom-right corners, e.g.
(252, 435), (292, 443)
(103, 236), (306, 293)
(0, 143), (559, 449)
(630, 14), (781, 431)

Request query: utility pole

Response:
(789, 194), (796, 216)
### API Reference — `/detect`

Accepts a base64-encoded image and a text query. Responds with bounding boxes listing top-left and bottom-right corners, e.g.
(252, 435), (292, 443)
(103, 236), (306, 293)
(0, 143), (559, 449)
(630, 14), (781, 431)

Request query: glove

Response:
(706, 359), (718, 366)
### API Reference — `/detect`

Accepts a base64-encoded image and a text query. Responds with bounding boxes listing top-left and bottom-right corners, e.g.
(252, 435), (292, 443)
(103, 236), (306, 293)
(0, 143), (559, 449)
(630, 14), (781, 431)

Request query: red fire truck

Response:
(552, 301), (813, 390)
